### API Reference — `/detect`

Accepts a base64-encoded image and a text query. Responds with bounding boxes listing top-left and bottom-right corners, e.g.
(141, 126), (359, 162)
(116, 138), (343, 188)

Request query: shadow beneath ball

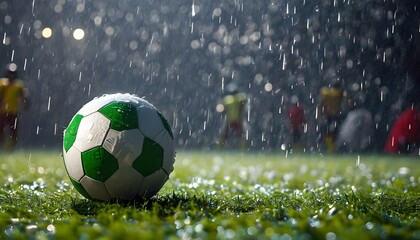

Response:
(70, 192), (223, 217)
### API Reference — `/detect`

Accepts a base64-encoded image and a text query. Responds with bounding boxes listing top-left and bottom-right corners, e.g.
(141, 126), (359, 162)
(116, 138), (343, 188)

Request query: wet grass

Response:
(0, 150), (419, 239)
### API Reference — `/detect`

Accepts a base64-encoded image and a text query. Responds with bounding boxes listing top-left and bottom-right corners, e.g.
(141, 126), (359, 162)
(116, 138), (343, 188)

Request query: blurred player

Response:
(335, 94), (372, 153)
(0, 63), (29, 150)
(287, 95), (306, 151)
(319, 82), (344, 153)
(218, 83), (248, 149)
(385, 47), (420, 154)
(385, 104), (420, 154)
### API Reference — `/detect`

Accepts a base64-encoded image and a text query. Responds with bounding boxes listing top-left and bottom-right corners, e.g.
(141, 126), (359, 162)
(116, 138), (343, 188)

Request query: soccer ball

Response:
(62, 93), (175, 201)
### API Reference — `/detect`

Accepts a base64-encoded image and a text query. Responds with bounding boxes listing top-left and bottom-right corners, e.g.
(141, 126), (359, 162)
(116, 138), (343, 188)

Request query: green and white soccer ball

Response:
(62, 93), (175, 201)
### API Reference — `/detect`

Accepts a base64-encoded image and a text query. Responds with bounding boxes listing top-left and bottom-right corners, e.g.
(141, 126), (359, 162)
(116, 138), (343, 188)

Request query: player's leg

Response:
(218, 122), (229, 149)
(325, 117), (337, 153)
(6, 115), (18, 150)
(0, 114), (6, 148)
(237, 122), (248, 150)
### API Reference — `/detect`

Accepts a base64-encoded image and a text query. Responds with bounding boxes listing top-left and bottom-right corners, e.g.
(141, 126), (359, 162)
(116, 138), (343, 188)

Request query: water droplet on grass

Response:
(366, 222), (374, 230)
(326, 232), (337, 240)
(47, 224), (56, 233)
(328, 207), (338, 216)
(25, 225), (38, 234)
(398, 167), (410, 175)
(247, 227), (258, 236)
(309, 216), (320, 228)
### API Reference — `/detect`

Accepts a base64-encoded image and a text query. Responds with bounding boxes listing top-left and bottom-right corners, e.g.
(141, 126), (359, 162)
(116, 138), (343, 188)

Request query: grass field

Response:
(0, 150), (419, 239)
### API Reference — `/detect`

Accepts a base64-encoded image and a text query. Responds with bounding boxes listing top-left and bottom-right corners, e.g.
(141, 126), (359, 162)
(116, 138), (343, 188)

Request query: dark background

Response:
(0, 0), (419, 152)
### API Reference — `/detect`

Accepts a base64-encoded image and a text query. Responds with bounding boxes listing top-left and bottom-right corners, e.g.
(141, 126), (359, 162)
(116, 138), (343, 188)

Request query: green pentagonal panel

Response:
(157, 111), (174, 139)
(132, 137), (164, 176)
(81, 147), (119, 182)
(70, 178), (92, 200)
(63, 114), (83, 152)
(98, 102), (138, 131)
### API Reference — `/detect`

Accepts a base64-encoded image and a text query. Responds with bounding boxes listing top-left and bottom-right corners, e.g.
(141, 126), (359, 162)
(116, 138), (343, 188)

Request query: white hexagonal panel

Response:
(80, 175), (111, 201)
(73, 112), (110, 152)
(136, 106), (165, 139)
(105, 167), (144, 200)
(152, 130), (175, 174)
(77, 94), (117, 116)
(103, 129), (145, 168)
(63, 146), (84, 181)
(138, 169), (168, 199)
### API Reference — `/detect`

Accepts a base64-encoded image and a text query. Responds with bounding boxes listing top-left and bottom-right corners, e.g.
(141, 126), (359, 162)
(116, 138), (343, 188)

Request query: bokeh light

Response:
(73, 28), (85, 40)
(42, 28), (52, 39)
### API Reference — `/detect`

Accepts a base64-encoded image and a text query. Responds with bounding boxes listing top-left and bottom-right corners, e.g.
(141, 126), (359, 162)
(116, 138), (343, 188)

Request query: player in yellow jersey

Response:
(320, 82), (344, 153)
(0, 63), (29, 150)
(218, 83), (248, 149)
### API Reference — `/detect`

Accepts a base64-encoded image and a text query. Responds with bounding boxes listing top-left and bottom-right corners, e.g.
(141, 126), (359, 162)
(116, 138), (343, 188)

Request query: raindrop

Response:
(47, 96), (51, 111)
(282, 54), (287, 70)
(2, 33), (9, 45)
